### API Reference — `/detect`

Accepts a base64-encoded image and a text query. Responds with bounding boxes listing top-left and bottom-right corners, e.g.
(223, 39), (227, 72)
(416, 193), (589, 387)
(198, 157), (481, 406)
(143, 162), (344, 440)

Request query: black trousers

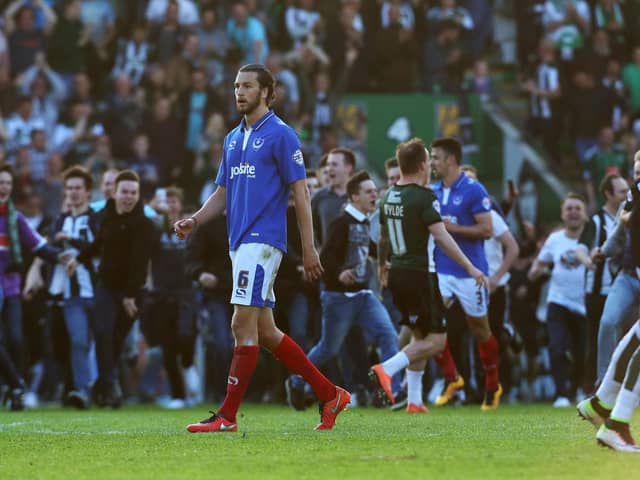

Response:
(142, 291), (197, 399)
(585, 293), (606, 393)
(93, 286), (138, 390)
(547, 303), (586, 399)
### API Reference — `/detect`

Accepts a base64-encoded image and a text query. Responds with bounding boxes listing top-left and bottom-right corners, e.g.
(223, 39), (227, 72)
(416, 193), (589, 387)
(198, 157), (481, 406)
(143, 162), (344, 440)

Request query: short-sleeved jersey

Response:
(432, 173), (490, 277)
(379, 183), (441, 272)
(216, 111), (306, 252)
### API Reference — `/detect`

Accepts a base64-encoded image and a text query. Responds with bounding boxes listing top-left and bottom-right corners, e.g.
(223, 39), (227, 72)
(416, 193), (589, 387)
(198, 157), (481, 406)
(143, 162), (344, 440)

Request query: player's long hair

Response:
(239, 64), (276, 107)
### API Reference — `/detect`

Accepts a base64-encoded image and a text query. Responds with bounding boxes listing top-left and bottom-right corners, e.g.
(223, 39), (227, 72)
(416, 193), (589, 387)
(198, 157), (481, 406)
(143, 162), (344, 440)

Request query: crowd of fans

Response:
(0, 0), (499, 220)
(1, 0), (640, 412)
(516, 0), (640, 213)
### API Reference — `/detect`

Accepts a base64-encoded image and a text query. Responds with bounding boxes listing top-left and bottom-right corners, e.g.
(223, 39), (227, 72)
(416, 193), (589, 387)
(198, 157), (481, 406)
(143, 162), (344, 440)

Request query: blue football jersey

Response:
(432, 173), (491, 277)
(216, 110), (306, 252)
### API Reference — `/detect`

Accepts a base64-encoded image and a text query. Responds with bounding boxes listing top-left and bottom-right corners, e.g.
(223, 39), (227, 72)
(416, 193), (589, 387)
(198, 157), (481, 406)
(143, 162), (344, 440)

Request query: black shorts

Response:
(388, 268), (445, 335)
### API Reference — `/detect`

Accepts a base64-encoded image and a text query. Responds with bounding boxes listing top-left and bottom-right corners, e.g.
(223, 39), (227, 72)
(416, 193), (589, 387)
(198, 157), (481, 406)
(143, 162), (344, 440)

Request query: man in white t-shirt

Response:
(529, 193), (588, 408)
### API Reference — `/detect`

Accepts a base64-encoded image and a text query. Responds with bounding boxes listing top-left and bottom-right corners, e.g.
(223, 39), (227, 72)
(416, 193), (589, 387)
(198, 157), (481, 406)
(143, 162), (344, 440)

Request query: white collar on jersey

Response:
(345, 203), (368, 222)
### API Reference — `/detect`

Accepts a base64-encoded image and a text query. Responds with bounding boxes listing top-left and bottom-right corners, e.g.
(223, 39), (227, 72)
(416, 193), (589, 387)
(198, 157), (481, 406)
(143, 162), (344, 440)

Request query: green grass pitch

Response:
(1, 404), (637, 479)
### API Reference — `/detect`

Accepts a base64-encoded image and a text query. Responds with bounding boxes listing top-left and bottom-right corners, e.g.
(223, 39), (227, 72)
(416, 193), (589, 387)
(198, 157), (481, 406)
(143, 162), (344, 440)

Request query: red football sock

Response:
(218, 345), (259, 422)
(478, 335), (499, 390)
(272, 334), (335, 402)
(435, 340), (459, 381)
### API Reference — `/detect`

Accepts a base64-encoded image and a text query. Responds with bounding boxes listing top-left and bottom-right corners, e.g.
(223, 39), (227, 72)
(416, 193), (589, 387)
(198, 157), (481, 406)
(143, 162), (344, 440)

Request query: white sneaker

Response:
(553, 396), (571, 408)
(596, 425), (640, 452)
(576, 398), (605, 429)
(183, 366), (201, 403)
(163, 398), (187, 410)
(348, 392), (359, 408)
(23, 391), (38, 408)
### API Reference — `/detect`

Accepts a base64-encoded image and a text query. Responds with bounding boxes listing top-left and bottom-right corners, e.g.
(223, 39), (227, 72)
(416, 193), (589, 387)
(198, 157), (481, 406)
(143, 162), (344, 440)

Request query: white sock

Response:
(610, 388), (637, 423)
(610, 347), (640, 422)
(597, 322), (640, 408)
(381, 351), (410, 377)
(406, 369), (424, 406)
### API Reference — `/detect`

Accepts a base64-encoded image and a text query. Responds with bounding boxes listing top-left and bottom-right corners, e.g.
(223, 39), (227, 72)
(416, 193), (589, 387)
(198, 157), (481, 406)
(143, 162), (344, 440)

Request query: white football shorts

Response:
(229, 243), (283, 308)
(437, 273), (488, 317)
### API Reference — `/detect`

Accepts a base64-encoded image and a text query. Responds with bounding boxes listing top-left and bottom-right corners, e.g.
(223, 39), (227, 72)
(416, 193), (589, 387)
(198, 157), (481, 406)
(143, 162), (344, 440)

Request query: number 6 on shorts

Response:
(229, 243), (283, 308)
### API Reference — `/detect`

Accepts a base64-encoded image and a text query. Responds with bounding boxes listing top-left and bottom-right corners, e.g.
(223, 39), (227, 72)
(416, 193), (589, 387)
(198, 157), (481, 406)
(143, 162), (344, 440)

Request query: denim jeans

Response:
(597, 272), (640, 380)
(275, 289), (311, 350)
(93, 286), (137, 388)
(199, 298), (234, 399)
(0, 295), (24, 376)
(63, 297), (94, 394)
(547, 303), (586, 399)
(293, 290), (400, 392)
(381, 287), (402, 331)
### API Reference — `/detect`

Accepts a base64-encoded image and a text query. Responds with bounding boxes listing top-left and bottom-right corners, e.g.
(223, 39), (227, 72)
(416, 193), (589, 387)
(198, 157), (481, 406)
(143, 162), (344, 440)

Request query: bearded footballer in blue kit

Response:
(174, 64), (350, 433)
(429, 137), (502, 410)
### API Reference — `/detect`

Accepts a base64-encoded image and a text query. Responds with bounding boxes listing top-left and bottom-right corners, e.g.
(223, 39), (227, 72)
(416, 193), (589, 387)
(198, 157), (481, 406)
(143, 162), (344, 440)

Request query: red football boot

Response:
(186, 411), (237, 433)
(406, 403), (429, 413)
(315, 387), (351, 431)
(369, 364), (394, 405)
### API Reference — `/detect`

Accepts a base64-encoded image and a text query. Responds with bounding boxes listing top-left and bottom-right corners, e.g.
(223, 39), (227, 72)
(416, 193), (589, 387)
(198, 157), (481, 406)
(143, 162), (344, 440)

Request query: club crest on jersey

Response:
(482, 197), (491, 210)
(252, 137), (265, 151)
(453, 195), (463, 206)
(292, 149), (304, 165)
(228, 140), (237, 151)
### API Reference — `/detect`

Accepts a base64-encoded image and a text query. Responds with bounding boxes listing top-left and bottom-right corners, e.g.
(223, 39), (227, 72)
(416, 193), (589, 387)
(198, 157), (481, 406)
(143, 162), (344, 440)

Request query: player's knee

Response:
(432, 333), (446, 354)
(230, 319), (257, 344)
(258, 329), (281, 350)
(467, 317), (490, 340)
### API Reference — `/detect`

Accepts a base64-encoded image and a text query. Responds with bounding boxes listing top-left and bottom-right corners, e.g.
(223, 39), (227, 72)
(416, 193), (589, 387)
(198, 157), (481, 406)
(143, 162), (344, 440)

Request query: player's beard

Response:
(236, 95), (261, 116)
(430, 167), (443, 180)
